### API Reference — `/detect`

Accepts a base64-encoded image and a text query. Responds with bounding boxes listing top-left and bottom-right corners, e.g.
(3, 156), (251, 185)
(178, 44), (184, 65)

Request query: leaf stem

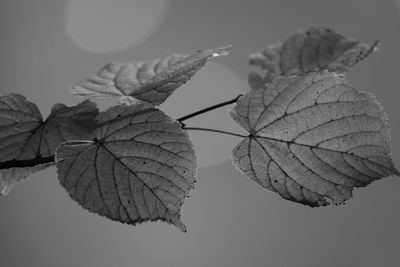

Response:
(182, 126), (246, 138)
(177, 95), (242, 123)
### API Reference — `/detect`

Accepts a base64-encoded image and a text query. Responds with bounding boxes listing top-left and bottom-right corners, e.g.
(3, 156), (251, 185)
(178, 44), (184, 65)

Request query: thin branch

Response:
(182, 126), (247, 138)
(0, 156), (55, 169)
(177, 94), (242, 124)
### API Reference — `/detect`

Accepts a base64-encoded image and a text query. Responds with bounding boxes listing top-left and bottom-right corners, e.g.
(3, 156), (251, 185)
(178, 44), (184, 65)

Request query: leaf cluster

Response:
(0, 26), (397, 231)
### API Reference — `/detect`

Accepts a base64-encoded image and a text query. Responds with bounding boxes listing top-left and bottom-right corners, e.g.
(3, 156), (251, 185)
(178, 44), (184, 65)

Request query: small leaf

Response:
(249, 26), (378, 89)
(56, 103), (197, 231)
(71, 45), (232, 106)
(231, 71), (398, 207)
(0, 94), (98, 195)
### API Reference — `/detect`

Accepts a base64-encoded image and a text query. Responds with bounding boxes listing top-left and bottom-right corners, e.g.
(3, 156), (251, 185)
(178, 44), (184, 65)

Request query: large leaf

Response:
(0, 94), (98, 195)
(231, 71), (398, 207)
(248, 26), (378, 89)
(70, 45), (232, 106)
(56, 103), (197, 231)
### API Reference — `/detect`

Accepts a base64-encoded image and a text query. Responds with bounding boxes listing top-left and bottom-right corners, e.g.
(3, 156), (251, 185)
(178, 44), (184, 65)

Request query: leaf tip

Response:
(210, 45), (232, 57)
(357, 40), (380, 63)
(175, 220), (187, 233)
(371, 40), (380, 52)
(167, 213), (187, 232)
(392, 167), (400, 178)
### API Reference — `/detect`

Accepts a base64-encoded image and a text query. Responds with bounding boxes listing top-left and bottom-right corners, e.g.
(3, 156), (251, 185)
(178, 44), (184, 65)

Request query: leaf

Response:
(231, 71), (398, 207)
(0, 94), (98, 195)
(248, 26), (378, 89)
(70, 45), (232, 106)
(56, 103), (197, 231)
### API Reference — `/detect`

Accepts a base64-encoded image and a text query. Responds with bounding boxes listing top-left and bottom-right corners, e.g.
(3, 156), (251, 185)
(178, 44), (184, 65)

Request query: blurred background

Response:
(0, 0), (400, 266)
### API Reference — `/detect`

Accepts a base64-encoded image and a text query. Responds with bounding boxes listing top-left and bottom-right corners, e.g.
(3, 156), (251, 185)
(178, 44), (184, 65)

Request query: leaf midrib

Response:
(97, 142), (183, 221)
(250, 134), (395, 172)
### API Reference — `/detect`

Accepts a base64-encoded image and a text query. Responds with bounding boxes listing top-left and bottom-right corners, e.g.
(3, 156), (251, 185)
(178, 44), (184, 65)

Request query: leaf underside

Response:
(56, 104), (197, 231)
(248, 26), (378, 90)
(70, 45), (232, 106)
(231, 71), (398, 207)
(0, 94), (98, 196)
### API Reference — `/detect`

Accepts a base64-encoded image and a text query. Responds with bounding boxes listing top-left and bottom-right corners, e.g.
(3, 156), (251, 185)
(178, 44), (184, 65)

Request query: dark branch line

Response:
(177, 94), (242, 124)
(0, 156), (55, 169)
(0, 96), (246, 170)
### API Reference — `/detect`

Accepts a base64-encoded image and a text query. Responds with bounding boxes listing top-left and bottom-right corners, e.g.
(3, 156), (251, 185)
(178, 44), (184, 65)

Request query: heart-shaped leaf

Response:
(70, 45), (232, 106)
(0, 94), (98, 195)
(231, 71), (398, 207)
(56, 103), (197, 231)
(248, 26), (378, 89)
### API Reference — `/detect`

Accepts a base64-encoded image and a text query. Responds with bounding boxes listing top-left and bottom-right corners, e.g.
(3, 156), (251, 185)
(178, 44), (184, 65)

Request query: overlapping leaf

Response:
(71, 45), (232, 106)
(0, 94), (98, 195)
(248, 26), (378, 89)
(231, 71), (398, 207)
(56, 103), (197, 231)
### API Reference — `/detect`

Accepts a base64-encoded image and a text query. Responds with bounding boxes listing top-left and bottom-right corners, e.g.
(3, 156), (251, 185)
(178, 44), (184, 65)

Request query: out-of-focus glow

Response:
(161, 62), (247, 168)
(65, 0), (169, 53)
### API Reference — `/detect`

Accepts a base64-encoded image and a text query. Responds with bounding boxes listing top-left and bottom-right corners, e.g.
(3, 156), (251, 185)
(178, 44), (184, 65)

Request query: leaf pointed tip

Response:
(175, 221), (187, 233)
(210, 45), (232, 57)
(168, 213), (187, 232)
(392, 168), (400, 178)
(371, 40), (380, 51)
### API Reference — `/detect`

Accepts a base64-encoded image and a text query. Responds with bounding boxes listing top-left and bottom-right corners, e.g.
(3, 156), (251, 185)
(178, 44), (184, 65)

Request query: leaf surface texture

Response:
(248, 26), (377, 89)
(231, 71), (398, 206)
(71, 45), (231, 105)
(0, 94), (98, 195)
(56, 104), (197, 231)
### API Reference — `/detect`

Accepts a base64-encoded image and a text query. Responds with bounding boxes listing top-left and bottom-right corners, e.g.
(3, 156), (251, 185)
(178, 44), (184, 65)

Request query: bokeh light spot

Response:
(65, 0), (169, 53)
(161, 62), (247, 168)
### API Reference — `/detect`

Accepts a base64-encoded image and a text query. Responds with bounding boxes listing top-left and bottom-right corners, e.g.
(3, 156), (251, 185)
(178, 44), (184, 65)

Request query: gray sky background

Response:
(0, 1), (400, 266)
